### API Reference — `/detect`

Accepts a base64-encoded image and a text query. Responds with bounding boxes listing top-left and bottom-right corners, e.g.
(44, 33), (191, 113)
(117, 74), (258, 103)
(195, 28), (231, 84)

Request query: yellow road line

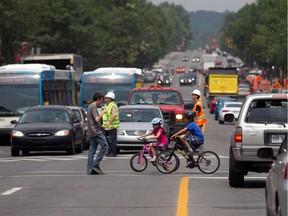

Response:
(177, 176), (189, 216)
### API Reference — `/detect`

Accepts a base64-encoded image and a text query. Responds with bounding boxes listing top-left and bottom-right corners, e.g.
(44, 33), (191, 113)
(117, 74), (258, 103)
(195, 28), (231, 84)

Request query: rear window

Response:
(245, 99), (288, 123)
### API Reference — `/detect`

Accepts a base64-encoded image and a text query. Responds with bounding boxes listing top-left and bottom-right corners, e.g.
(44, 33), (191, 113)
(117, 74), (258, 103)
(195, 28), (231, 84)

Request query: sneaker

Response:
(150, 157), (156, 162)
(92, 165), (103, 174)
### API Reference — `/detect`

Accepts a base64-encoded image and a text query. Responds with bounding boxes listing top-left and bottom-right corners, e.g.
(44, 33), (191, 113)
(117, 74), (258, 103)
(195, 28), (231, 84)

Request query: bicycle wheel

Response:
(197, 151), (220, 174)
(155, 151), (180, 174)
(130, 153), (148, 172)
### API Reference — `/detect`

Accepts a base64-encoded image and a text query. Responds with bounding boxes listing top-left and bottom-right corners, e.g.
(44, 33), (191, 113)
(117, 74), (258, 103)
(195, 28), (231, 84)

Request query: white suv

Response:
(229, 93), (288, 187)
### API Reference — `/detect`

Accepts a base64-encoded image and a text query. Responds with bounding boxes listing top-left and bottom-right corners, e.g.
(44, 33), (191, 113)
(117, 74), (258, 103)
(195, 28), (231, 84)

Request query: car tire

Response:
(22, 150), (30, 156)
(11, 148), (20, 157)
(229, 148), (244, 187)
(67, 136), (76, 155)
(76, 139), (83, 153)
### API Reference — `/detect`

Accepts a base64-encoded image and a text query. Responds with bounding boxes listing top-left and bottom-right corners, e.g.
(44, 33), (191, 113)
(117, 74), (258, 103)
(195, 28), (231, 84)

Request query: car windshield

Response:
(129, 90), (182, 105)
(119, 108), (161, 122)
(19, 109), (70, 123)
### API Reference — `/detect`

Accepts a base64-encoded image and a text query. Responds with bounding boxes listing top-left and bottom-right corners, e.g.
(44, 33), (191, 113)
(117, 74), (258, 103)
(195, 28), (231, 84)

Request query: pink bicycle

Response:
(129, 137), (167, 172)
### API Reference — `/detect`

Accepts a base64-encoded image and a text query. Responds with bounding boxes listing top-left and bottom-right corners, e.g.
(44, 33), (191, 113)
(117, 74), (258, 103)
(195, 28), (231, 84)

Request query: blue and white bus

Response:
(79, 67), (143, 109)
(0, 64), (78, 143)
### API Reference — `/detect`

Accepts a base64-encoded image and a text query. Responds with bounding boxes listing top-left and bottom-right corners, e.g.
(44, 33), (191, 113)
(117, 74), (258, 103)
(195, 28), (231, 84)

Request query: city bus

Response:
(79, 67), (143, 109)
(0, 64), (78, 143)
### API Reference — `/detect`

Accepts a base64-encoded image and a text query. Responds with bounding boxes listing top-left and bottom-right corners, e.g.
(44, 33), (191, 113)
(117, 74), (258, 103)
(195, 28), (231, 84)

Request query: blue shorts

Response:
(184, 134), (203, 150)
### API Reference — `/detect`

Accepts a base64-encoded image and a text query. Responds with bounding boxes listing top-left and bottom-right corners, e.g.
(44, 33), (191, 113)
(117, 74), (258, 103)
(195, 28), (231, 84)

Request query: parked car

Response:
(257, 136), (287, 216)
(67, 106), (89, 150)
(218, 101), (243, 124)
(176, 67), (185, 73)
(214, 97), (237, 120)
(10, 105), (84, 156)
(229, 93), (288, 187)
(117, 105), (169, 151)
(179, 73), (194, 86)
(143, 71), (156, 83)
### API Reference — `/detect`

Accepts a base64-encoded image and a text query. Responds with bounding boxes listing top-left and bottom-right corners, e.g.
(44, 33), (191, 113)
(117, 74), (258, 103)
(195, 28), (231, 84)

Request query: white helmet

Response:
(105, 92), (115, 99)
(192, 89), (201, 97)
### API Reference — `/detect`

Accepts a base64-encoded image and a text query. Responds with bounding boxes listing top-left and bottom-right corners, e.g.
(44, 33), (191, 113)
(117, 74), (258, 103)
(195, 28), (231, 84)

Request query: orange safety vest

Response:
(192, 101), (207, 127)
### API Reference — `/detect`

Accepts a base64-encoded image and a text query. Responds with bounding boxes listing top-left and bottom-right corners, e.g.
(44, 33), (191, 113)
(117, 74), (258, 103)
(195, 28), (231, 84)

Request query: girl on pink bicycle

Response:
(138, 118), (168, 162)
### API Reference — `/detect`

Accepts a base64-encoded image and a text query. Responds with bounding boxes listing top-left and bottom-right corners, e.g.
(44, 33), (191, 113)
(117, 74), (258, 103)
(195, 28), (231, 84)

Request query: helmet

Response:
(151, 118), (162, 125)
(192, 89), (201, 97)
(185, 111), (196, 119)
(105, 92), (115, 99)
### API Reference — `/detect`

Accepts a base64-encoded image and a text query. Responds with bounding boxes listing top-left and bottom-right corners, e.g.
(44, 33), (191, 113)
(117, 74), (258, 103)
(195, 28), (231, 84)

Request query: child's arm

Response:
(170, 127), (187, 140)
(138, 131), (153, 139)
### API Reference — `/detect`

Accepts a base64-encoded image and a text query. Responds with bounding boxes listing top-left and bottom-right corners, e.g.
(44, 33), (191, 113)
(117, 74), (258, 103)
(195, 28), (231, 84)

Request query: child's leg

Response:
(149, 143), (156, 161)
(179, 134), (193, 153)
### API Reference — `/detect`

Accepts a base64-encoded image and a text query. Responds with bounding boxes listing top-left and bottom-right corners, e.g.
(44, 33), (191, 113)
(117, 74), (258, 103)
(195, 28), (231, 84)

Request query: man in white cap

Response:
(102, 92), (119, 157)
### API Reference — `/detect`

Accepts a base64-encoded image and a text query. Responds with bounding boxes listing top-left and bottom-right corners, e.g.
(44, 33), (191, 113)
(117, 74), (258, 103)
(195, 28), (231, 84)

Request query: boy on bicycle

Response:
(138, 118), (168, 162)
(170, 111), (204, 155)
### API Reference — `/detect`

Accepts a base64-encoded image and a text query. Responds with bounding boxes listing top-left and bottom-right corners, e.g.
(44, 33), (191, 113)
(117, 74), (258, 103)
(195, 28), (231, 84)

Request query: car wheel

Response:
(22, 150), (30, 156)
(229, 148), (244, 187)
(67, 136), (76, 155)
(11, 148), (20, 157)
(76, 138), (83, 153)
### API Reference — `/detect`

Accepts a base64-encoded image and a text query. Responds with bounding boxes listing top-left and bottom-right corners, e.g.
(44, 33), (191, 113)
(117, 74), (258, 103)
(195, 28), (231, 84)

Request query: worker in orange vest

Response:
(191, 89), (207, 133)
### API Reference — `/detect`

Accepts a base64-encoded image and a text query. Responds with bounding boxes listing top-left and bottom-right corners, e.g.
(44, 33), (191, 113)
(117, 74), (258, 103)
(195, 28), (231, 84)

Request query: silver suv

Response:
(229, 93), (287, 187)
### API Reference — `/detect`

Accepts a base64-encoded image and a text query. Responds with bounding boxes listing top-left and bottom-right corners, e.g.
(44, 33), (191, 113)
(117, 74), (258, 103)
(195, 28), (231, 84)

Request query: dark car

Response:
(68, 106), (89, 150)
(10, 105), (83, 156)
(157, 74), (172, 86)
(179, 73), (195, 86)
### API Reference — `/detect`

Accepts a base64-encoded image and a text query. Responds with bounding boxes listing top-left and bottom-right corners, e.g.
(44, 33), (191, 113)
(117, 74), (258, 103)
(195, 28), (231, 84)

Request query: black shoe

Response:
(92, 166), (103, 174)
(90, 169), (100, 175)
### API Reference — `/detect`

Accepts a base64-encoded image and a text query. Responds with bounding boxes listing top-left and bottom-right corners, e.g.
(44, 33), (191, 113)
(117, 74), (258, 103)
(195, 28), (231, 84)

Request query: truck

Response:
(22, 53), (83, 81)
(202, 53), (217, 74)
(204, 67), (238, 108)
(127, 85), (186, 136)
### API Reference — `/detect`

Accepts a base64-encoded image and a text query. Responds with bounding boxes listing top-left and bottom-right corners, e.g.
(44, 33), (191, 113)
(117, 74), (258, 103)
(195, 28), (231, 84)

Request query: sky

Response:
(149, 0), (257, 12)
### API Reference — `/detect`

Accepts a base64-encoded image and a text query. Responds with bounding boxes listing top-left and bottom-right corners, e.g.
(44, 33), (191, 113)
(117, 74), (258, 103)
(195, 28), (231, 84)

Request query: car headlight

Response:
(55, 130), (70, 136)
(176, 114), (183, 121)
(12, 130), (24, 137)
(117, 129), (125, 135)
(180, 79), (184, 82)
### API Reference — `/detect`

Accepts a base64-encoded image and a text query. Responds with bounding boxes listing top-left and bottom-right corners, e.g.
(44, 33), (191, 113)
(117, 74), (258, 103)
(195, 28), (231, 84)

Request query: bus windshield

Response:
(0, 84), (39, 116)
(82, 83), (132, 107)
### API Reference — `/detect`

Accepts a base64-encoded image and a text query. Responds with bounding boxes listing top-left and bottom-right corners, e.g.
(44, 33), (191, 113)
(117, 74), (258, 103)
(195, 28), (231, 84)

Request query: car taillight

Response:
(284, 163), (288, 180)
(234, 126), (242, 142)
(222, 109), (229, 112)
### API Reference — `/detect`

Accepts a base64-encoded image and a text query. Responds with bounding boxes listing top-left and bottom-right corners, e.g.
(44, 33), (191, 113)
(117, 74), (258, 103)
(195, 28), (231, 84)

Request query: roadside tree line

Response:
(0, 0), (192, 70)
(220, 0), (287, 73)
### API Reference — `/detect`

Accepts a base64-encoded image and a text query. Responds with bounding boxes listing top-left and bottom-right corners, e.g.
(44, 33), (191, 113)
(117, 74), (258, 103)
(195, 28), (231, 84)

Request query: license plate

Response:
(271, 134), (284, 143)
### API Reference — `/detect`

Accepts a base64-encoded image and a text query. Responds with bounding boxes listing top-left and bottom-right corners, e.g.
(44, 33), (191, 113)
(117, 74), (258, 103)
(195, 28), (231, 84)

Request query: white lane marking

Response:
(1, 187), (23, 195)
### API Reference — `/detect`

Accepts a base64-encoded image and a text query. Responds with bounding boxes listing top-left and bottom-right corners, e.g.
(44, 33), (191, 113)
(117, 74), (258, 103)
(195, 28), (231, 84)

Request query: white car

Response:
(257, 137), (287, 216)
(117, 105), (169, 152)
(218, 101), (243, 124)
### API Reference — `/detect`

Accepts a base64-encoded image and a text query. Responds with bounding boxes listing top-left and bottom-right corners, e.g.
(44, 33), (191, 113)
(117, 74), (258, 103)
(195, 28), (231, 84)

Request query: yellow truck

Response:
(205, 67), (238, 108)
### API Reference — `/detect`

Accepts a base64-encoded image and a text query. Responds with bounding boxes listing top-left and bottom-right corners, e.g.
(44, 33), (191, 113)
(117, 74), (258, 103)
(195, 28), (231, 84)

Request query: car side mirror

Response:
(10, 120), (17, 124)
